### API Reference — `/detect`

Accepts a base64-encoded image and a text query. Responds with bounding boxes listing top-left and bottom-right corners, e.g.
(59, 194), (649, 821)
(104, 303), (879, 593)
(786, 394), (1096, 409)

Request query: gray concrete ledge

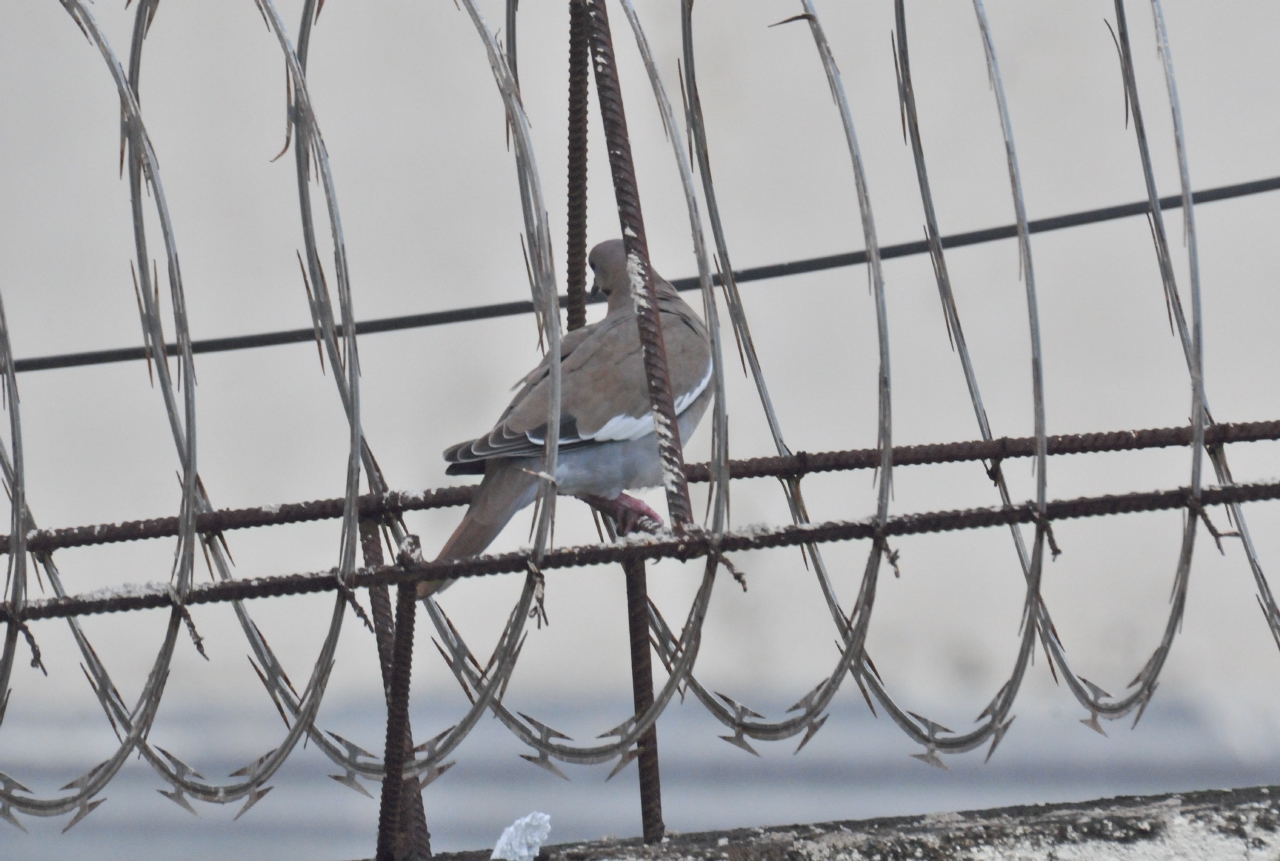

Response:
(430, 784), (1280, 861)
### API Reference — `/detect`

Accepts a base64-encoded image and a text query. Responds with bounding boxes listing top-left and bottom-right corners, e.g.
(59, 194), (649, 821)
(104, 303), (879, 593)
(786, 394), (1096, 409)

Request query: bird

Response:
(419, 239), (713, 597)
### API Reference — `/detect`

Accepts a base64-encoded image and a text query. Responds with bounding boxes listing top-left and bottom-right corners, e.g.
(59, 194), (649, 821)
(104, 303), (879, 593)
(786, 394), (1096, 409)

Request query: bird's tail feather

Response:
(419, 461), (538, 598)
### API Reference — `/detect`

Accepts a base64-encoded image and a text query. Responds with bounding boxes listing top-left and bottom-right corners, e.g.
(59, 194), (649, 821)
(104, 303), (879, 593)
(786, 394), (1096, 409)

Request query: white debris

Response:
(77, 581), (171, 602)
(492, 811), (552, 861)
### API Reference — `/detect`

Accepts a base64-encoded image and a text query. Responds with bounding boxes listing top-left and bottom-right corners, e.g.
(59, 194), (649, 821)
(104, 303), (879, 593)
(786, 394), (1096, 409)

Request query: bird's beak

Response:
(588, 279), (604, 302)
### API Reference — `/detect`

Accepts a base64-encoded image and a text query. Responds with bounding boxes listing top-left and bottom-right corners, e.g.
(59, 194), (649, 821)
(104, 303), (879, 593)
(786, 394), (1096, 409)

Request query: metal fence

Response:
(3, 2), (1279, 859)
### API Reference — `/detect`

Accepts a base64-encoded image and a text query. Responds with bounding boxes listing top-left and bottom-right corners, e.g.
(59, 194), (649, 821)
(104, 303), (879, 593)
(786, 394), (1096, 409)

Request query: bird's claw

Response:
(581, 493), (664, 537)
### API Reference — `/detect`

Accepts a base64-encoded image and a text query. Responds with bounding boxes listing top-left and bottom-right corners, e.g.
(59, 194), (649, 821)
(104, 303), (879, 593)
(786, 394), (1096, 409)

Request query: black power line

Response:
(16, 175), (1280, 374)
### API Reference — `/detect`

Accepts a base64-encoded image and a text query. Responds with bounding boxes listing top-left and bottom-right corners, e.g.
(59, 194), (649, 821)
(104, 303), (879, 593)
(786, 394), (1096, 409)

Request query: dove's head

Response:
(588, 239), (635, 314)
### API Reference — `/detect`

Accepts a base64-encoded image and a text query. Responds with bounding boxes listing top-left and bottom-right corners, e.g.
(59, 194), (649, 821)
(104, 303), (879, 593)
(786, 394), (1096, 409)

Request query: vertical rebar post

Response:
(584, 1), (673, 841)
(623, 557), (665, 843)
(585, 0), (694, 529)
(362, 521), (397, 686)
(362, 520), (432, 859)
(372, 531), (427, 861)
(566, 0), (590, 333)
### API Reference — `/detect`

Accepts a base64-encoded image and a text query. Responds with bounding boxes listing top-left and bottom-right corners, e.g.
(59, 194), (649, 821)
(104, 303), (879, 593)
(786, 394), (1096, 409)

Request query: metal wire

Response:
(6, 419), (1271, 558)
(11, 175), (1278, 376)
(7, 478), (1280, 626)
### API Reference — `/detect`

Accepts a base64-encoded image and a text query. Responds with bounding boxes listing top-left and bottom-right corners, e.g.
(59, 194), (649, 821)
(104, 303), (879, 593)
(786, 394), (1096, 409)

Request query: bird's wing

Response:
(445, 292), (711, 470)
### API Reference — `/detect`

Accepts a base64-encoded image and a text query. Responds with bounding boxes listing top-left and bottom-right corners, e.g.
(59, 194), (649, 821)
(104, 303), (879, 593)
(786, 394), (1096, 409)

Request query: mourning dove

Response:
(420, 239), (712, 596)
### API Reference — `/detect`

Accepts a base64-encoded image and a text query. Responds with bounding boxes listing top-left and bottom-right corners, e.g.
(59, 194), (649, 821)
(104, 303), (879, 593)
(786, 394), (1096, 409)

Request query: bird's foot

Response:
(580, 493), (664, 537)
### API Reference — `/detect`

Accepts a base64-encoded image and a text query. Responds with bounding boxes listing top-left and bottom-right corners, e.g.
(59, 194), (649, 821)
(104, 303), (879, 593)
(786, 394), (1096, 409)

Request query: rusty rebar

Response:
(624, 557), (665, 842)
(376, 580), (418, 861)
(11, 479), (1280, 625)
(577, 11), (672, 831)
(362, 520), (431, 860)
(362, 520), (397, 687)
(565, 0), (590, 333)
(585, 0), (694, 529)
(7, 419), (1277, 556)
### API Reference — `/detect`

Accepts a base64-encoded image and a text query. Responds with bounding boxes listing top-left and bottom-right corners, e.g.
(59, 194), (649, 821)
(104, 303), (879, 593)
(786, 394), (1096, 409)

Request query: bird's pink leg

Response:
(580, 493), (664, 536)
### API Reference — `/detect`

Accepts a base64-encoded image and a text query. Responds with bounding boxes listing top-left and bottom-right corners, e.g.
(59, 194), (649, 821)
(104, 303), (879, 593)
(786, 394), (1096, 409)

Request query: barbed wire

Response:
(2, 1), (1279, 854)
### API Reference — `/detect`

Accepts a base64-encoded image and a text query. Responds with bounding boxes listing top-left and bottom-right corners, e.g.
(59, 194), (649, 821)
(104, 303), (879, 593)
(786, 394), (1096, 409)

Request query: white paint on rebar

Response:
(626, 251), (652, 314)
(76, 581), (171, 602)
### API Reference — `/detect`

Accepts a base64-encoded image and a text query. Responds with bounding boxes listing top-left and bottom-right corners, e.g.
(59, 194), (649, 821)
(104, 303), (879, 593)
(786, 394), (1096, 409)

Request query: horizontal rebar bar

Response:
(15, 176), (1280, 374)
(10, 419), (1278, 556)
(683, 418), (1280, 482)
(6, 487), (473, 555)
(8, 478), (1280, 625)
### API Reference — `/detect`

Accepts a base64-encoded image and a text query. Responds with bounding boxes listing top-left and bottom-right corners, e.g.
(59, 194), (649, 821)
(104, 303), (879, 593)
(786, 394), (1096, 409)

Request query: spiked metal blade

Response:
(794, 714), (829, 754)
(1079, 677), (1111, 701)
(416, 760), (455, 789)
(230, 748), (278, 779)
(787, 678), (829, 714)
(329, 769), (372, 798)
(597, 717), (636, 740)
(413, 724), (455, 758)
(715, 692), (764, 720)
(719, 730), (760, 757)
(910, 748), (948, 771)
(606, 747), (640, 781)
(0, 770), (30, 795)
(1080, 711), (1107, 736)
(158, 787), (197, 815)
(234, 786), (272, 820)
(62, 798), (106, 833)
(517, 712), (573, 741)
(906, 711), (953, 738)
(1132, 683), (1158, 729)
(976, 681), (1012, 722)
(0, 802), (25, 833)
(155, 745), (205, 781)
(519, 751), (569, 781)
(326, 730), (376, 762)
(985, 717), (1016, 763)
(61, 760), (109, 792)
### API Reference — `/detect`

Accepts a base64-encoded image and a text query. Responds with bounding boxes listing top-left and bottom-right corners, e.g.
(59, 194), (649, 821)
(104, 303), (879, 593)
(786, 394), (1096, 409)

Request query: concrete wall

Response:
(435, 784), (1280, 861)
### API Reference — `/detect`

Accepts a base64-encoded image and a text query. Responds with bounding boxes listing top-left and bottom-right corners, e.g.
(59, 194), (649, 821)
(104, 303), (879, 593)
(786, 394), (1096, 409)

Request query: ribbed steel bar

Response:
(617, 0), (730, 537)
(363, 521), (398, 695)
(362, 521), (430, 859)
(585, 0), (693, 529)
(8, 419), (1275, 556)
(9, 479), (1280, 625)
(376, 582), (418, 861)
(583, 4), (680, 830)
(624, 558), (664, 843)
(565, 0), (590, 333)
